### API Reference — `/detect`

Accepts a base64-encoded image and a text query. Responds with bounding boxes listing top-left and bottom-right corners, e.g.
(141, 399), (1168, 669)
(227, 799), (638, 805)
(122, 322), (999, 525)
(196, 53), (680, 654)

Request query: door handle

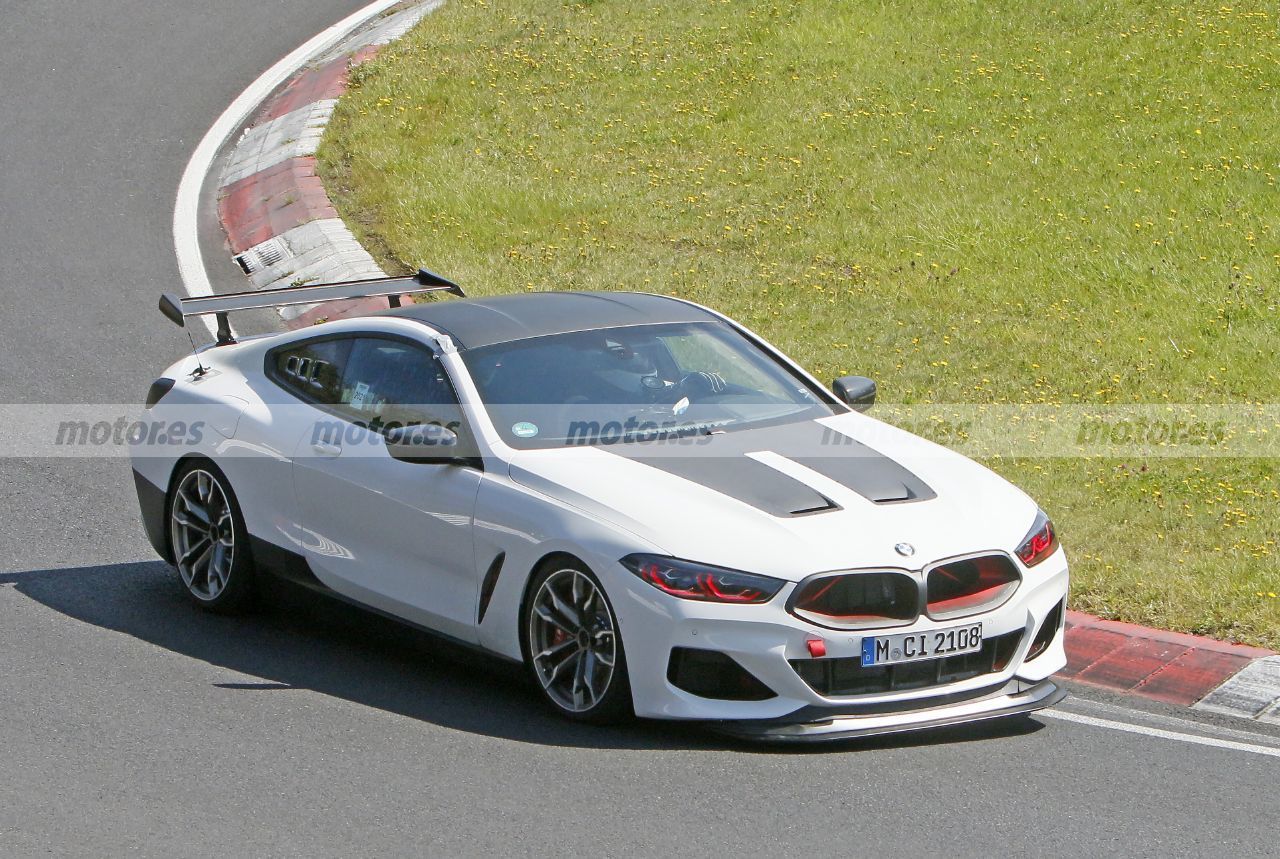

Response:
(311, 441), (342, 457)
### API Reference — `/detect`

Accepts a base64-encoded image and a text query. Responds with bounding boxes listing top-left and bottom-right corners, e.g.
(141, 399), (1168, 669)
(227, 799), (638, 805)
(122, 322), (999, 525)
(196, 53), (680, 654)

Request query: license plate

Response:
(861, 622), (983, 667)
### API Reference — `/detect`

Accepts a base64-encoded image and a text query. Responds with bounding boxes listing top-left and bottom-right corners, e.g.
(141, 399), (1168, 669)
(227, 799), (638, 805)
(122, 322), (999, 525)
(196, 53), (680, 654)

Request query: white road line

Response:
(1043, 709), (1280, 759)
(1064, 694), (1280, 746)
(171, 0), (403, 336)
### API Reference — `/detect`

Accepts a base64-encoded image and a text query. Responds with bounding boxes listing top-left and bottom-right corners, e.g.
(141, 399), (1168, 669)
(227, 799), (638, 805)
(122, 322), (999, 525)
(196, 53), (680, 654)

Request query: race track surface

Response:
(0, 3), (1276, 855)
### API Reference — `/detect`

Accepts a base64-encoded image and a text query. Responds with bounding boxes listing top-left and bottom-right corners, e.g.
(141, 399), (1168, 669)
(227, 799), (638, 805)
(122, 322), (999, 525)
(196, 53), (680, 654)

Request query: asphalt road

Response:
(0, 2), (1277, 856)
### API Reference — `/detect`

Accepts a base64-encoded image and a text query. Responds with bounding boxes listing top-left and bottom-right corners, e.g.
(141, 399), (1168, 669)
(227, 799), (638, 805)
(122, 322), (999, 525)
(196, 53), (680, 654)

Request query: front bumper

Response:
(611, 548), (1069, 728)
(712, 677), (1066, 743)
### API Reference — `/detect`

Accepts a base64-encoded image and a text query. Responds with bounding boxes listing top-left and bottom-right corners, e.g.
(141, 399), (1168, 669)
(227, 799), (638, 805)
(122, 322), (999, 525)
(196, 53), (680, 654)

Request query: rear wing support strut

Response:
(159, 268), (465, 345)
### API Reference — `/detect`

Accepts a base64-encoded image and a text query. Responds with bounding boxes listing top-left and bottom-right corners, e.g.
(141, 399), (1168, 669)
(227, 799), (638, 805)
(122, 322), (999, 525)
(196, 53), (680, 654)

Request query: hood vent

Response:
(789, 498), (841, 516)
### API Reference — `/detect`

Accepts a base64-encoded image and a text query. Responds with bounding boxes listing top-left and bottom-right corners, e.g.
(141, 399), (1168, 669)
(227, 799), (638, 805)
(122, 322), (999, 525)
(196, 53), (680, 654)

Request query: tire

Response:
(167, 459), (256, 613)
(523, 558), (632, 724)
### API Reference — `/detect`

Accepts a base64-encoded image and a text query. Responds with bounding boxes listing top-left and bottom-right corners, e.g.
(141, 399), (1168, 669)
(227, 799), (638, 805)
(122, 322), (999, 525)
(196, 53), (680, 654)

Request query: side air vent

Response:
(476, 552), (505, 623)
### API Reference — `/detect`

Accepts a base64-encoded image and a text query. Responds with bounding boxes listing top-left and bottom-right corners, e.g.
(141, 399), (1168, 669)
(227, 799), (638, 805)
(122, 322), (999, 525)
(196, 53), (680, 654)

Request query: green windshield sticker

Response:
(512, 421), (539, 438)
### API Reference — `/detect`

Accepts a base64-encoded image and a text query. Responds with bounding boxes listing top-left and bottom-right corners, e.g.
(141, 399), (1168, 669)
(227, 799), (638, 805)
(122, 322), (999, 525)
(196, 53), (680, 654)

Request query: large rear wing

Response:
(159, 268), (465, 344)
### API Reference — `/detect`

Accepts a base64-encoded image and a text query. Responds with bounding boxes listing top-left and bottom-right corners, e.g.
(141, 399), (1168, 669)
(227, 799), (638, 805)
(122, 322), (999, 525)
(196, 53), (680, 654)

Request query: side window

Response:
(337, 338), (463, 431)
(270, 338), (352, 404)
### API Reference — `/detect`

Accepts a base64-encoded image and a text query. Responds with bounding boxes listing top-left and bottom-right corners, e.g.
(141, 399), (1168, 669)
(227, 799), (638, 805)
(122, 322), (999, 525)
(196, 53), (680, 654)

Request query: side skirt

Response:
(247, 535), (521, 666)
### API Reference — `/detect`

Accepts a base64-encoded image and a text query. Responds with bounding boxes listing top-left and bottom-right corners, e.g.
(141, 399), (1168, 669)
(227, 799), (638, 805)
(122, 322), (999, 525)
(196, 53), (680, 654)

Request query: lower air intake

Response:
(790, 629), (1024, 697)
(667, 648), (777, 701)
(1026, 599), (1065, 662)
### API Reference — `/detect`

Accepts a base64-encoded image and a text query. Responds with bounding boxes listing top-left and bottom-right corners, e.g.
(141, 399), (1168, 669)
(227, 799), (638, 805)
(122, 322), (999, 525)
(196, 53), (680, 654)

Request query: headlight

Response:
(620, 554), (784, 604)
(1016, 509), (1059, 567)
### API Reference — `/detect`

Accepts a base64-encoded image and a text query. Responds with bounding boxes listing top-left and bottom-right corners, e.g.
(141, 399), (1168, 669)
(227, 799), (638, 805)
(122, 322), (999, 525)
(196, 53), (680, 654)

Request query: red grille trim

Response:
(788, 570), (919, 631)
(925, 554), (1021, 621)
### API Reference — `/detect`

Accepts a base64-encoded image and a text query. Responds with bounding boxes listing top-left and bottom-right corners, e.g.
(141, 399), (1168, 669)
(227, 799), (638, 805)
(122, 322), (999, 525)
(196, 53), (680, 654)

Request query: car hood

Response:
(506, 411), (1038, 581)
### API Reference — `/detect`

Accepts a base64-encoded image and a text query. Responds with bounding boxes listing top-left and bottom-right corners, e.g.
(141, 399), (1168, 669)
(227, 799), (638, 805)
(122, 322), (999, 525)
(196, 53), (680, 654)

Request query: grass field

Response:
(318, 0), (1280, 646)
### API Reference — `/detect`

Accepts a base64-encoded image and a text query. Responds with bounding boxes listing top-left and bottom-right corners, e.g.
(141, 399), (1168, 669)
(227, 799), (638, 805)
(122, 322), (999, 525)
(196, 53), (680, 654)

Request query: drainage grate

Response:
(234, 237), (291, 275)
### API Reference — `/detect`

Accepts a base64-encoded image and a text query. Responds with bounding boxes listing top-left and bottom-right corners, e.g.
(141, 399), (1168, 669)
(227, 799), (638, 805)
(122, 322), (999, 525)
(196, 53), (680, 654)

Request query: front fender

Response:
(473, 471), (663, 661)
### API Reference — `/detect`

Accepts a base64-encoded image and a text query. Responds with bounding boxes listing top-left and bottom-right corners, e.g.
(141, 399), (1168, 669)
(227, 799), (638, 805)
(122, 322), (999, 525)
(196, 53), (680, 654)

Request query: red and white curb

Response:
(213, 0), (441, 325)
(187, 0), (1280, 725)
(1062, 610), (1279, 722)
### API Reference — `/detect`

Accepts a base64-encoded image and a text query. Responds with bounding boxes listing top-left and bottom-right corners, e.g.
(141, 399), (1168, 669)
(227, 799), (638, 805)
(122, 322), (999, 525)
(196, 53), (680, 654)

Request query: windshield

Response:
(461, 321), (837, 448)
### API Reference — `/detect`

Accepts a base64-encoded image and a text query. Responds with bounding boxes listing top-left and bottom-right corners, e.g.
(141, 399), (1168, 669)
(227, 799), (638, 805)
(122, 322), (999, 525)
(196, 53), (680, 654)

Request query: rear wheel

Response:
(168, 461), (255, 612)
(524, 560), (631, 723)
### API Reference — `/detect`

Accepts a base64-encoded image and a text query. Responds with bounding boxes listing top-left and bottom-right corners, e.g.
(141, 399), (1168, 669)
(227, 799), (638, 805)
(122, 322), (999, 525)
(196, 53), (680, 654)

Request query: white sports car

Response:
(131, 271), (1068, 740)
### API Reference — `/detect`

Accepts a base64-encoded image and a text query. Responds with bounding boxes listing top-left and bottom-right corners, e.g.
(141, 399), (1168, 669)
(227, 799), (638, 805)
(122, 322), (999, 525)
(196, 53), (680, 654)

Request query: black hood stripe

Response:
(629, 454), (839, 517)
(602, 420), (935, 515)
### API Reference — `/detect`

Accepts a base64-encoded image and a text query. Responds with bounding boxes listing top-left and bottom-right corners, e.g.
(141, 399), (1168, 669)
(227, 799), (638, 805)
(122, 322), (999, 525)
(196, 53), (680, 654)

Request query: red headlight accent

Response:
(1016, 511), (1059, 567)
(622, 555), (785, 604)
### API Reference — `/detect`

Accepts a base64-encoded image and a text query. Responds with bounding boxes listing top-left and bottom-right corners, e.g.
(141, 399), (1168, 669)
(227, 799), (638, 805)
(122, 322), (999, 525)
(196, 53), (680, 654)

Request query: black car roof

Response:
(378, 290), (720, 350)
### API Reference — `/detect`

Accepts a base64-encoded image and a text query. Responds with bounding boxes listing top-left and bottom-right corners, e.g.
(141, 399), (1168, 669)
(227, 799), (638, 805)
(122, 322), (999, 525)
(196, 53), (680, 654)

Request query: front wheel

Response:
(168, 461), (256, 613)
(524, 560), (632, 724)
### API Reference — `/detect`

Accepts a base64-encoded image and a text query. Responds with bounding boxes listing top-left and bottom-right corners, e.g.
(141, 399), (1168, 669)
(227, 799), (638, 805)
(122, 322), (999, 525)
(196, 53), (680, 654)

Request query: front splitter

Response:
(711, 678), (1067, 743)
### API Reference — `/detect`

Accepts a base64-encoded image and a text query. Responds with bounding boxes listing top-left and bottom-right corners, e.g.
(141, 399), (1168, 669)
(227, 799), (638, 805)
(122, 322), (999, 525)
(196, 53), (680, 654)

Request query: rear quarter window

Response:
(268, 338), (353, 405)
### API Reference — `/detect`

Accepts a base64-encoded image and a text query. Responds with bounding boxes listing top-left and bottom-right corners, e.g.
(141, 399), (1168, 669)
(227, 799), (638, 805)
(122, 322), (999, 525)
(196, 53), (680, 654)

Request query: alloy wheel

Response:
(528, 568), (618, 713)
(170, 468), (236, 601)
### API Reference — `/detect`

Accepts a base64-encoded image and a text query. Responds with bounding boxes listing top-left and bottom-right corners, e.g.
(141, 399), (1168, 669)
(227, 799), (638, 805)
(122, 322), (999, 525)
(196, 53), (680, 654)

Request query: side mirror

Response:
(385, 422), (460, 464)
(832, 375), (876, 412)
